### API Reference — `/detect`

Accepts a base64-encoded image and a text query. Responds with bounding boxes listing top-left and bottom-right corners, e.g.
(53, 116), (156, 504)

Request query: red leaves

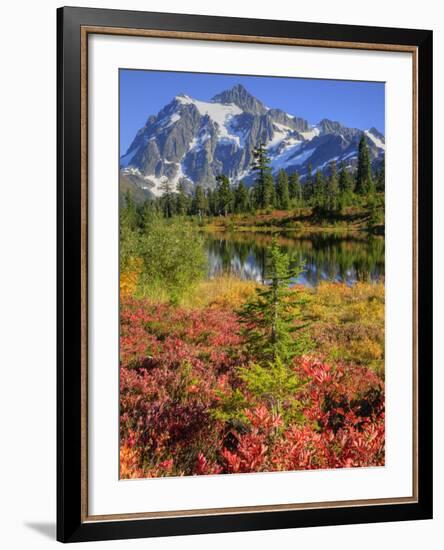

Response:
(120, 297), (244, 373)
(221, 449), (242, 473)
(194, 453), (223, 476)
(300, 356), (333, 385)
(245, 405), (283, 432)
(120, 298), (385, 478)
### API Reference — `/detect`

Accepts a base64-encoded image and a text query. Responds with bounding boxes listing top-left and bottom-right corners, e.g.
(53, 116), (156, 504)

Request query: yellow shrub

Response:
(302, 281), (385, 371)
(120, 444), (143, 479)
(183, 275), (259, 309)
(120, 257), (142, 298)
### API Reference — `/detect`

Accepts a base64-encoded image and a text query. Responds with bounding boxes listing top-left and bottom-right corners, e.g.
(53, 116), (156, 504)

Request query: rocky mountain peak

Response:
(120, 85), (385, 200)
(318, 119), (346, 135)
(367, 127), (385, 140)
(212, 84), (267, 115)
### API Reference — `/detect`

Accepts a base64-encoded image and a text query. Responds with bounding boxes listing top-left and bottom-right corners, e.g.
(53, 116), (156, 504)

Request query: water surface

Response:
(204, 232), (384, 286)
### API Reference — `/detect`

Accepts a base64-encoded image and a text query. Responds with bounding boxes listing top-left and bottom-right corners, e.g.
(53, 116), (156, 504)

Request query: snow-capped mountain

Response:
(120, 84), (385, 198)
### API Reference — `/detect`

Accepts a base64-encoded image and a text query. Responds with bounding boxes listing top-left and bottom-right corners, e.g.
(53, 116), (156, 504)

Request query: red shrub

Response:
(120, 298), (385, 478)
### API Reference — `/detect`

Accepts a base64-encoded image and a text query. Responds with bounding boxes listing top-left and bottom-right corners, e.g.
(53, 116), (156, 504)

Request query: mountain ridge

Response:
(120, 84), (385, 198)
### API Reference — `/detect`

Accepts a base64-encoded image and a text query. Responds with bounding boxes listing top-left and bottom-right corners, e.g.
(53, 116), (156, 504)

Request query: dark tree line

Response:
(125, 134), (384, 219)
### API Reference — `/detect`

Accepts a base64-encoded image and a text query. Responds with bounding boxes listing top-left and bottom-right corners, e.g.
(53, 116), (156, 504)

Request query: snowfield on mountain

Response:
(120, 84), (385, 198)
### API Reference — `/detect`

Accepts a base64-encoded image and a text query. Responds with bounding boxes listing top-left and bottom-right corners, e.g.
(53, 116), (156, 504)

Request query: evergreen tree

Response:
(356, 134), (374, 194)
(339, 161), (354, 194)
(191, 184), (207, 218)
(239, 356), (303, 421)
(239, 241), (306, 364)
(141, 199), (164, 231)
(206, 188), (218, 216)
(251, 143), (274, 208)
(160, 179), (176, 218)
(216, 174), (234, 216)
(326, 161), (340, 212)
(289, 172), (302, 203)
(275, 169), (290, 209)
(312, 170), (326, 211)
(248, 186), (258, 212)
(175, 181), (190, 216)
(264, 173), (276, 209)
(338, 161), (354, 209)
(121, 190), (138, 230)
(234, 181), (249, 213)
(303, 163), (314, 202)
(376, 157), (385, 192)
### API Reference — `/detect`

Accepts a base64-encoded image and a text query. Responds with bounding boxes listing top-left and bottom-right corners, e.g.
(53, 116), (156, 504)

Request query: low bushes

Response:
(120, 282), (385, 478)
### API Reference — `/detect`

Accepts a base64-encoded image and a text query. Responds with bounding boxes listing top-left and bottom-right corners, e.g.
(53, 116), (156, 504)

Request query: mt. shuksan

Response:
(120, 84), (385, 199)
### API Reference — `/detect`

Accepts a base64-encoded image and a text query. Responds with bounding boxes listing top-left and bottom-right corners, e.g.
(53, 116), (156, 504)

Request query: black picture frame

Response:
(57, 6), (433, 543)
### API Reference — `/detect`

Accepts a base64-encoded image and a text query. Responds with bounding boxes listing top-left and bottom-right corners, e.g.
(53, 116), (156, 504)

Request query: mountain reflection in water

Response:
(205, 232), (384, 286)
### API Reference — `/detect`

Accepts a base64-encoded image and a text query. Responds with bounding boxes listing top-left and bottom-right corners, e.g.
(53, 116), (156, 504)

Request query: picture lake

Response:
(205, 232), (385, 286)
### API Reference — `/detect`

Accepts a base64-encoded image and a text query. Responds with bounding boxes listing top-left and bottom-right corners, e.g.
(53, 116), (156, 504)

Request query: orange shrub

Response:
(120, 257), (142, 298)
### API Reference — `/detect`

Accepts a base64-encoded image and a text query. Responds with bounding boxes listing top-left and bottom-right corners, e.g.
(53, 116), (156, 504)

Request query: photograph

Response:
(118, 70), (386, 479)
(52, 4), (433, 543)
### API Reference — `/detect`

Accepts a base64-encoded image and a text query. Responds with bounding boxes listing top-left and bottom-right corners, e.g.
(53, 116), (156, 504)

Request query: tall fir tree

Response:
(303, 163), (314, 202)
(209, 188), (220, 216)
(312, 170), (326, 211)
(234, 181), (249, 213)
(376, 157), (385, 192)
(356, 134), (374, 195)
(175, 181), (190, 216)
(275, 169), (290, 209)
(191, 184), (207, 218)
(216, 174), (233, 216)
(264, 173), (276, 208)
(248, 186), (257, 212)
(326, 161), (340, 212)
(121, 190), (138, 230)
(289, 172), (302, 203)
(160, 179), (176, 218)
(239, 241), (306, 364)
(339, 161), (354, 193)
(251, 143), (274, 209)
(338, 161), (354, 209)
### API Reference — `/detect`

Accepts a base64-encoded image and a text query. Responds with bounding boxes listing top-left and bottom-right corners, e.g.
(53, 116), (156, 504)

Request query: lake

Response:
(204, 232), (384, 286)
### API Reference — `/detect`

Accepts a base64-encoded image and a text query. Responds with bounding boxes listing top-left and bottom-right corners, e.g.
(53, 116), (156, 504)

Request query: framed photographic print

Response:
(57, 6), (433, 543)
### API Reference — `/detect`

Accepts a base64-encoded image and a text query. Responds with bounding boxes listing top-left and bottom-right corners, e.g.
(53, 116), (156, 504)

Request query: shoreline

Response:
(200, 221), (385, 237)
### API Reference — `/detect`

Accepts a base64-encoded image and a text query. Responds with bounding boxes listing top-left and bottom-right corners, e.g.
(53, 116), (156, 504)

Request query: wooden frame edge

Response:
(84, 496), (418, 523)
(80, 25), (89, 523)
(79, 25), (420, 524)
(82, 25), (418, 53)
(412, 46), (419, 502)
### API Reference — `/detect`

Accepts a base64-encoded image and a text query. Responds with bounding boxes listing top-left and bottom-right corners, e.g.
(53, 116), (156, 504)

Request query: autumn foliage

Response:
(120, 285), (385, 478)
(119, 168), (385, 479)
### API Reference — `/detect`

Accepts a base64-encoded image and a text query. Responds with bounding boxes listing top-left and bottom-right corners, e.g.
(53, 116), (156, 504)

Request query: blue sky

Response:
(120, 69), (385, 154)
